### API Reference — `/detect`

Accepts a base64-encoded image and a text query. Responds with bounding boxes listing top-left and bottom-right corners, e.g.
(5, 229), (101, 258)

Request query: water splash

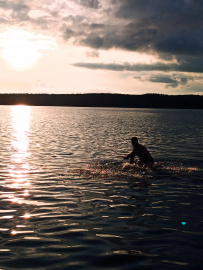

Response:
(154, 160), (200, 175)
(66, 159), (200, 181)
(67, 161), (153, 181)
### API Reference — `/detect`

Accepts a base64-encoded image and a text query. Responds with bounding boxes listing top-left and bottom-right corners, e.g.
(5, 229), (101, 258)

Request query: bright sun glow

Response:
(0, 29), (56, 70)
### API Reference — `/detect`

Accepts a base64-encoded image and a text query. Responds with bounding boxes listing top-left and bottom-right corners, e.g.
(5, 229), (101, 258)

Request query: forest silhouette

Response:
(0, 93), (202, 109)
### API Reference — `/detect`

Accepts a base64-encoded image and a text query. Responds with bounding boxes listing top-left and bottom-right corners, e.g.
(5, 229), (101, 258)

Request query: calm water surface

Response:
(0, 106), (202, 270)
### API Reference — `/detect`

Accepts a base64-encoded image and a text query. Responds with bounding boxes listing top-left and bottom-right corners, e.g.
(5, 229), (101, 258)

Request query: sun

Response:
(0, 29), (56, 70)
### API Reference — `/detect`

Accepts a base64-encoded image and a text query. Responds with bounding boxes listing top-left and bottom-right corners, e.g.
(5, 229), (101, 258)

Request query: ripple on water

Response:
(0, 181), (202, 269)
(0, 106), (203, 269)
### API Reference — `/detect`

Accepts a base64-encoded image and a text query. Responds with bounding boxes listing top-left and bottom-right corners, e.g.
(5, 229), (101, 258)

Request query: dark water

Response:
(0, 106), (202, 269)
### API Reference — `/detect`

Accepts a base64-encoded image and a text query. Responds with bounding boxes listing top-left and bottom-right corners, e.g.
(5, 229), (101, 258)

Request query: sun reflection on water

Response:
(11, 105), (30, 158)
(8, 105), (31, 205)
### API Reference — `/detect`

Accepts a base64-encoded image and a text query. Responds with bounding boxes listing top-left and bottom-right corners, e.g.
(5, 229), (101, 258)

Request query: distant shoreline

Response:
(0, 93), (202, 109)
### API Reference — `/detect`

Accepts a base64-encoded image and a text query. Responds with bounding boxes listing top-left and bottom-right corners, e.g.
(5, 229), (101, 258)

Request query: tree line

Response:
(0, 93), (202, 109)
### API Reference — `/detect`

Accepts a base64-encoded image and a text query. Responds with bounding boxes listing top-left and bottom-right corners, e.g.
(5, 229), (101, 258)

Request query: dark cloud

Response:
(2, 1), (202, 60)
(113, 0), (203, 57)
(64, 0), (203, 77)
(90, 23), (105, 29)
(1, 0), (203, 79)
(72, 62), (196, 88)
(79, 0), (101, 9)
(148, 74), (193, 88)
(1, 0), (202, 59)
(79, 23), (158, 51)
(149, 76), (178, 84)
(64, 28), (75, 39)
(64, 0), (203, 78)
(155, 29), (203, 56)
(70, 0), (101, 9)
(72, 58), (203, 73)
(114, 0), (196, 20)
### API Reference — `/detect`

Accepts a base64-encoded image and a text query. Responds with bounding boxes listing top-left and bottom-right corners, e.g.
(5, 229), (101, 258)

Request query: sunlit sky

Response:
(0, 0), (203, 95)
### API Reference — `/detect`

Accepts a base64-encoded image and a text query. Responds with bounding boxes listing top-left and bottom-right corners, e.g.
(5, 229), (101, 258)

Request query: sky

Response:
(0, 0), (203, 95)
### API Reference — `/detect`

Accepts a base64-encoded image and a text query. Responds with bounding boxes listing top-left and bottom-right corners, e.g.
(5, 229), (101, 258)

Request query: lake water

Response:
(0, 106), (202, 270)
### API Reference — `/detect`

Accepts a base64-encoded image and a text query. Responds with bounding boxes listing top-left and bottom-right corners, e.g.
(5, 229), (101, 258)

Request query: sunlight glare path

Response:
(8, 106), (31, 204)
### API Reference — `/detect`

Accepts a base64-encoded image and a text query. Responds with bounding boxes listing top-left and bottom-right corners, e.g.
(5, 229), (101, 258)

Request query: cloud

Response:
(1, 1), (202, 61)
(58, 0), (203, 81)
(77, 0), (101, 9)
(149, 76), (178, 84)
(72, 59), (203, 73)
(0, 0), (203, 94)
(155, 29), (203, 56)
(72, 60), (199, 89)
(148, 74), (193, 88)
(0, 1), (28, 12)
(60, 0), (203, 55)
(86, 50), (100, 58)
(63, 28), (75, 39)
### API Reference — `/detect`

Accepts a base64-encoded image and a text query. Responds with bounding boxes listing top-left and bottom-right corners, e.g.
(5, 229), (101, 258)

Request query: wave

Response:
(66, 159), (201, 181)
